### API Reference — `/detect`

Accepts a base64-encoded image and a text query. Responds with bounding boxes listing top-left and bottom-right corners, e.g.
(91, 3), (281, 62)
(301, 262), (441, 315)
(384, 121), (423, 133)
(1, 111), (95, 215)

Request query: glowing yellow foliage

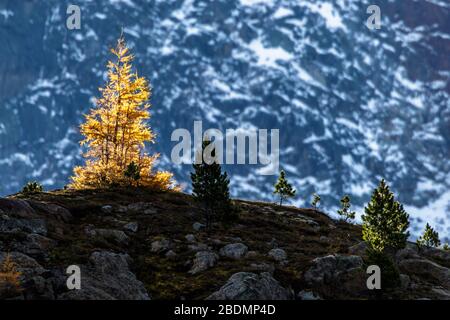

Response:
(0, 254), (21, 295)
(70, 36), (176, 190)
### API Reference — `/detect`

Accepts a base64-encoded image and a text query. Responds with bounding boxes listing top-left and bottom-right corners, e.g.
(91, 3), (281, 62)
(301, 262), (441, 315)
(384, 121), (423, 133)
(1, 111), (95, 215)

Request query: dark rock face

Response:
(11, 233), (56, 259)
(0, 217), (47, 235)
(398, 259), (450, 290)
(207, 272), (292, 300)
(304, 254), (364, 285)
(58, 251), (150, 300)
(303, 254), (367, 298)
(0, 199), (37, 218)
(27, 201), (73, 223)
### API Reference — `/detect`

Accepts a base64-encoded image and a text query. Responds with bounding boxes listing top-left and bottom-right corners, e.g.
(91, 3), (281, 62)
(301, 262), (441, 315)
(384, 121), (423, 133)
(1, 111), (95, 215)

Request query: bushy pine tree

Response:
(311, 193), (320, 210)
(21, 181), (43, 194)
(70, 36), (174, 190)
(417, 223), (440, 248)
(191, 139), (231, 229)
(337, 195), (356, 222)
(273, 170), (296, 206)
(362, 179), (410, 253)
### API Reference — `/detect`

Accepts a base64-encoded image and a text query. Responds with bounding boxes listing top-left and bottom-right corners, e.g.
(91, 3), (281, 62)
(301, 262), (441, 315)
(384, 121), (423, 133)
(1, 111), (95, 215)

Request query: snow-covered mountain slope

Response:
(0, 0), (449, 240)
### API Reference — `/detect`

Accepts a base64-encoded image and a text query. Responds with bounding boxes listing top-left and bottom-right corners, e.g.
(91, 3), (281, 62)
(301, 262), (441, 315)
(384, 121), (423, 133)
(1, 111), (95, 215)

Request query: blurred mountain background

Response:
(0, 0), (449, 241)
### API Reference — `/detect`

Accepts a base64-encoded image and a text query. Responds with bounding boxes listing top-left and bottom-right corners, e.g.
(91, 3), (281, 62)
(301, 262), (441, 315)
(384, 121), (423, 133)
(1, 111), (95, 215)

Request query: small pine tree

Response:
(273, 170), (296, 206)
(21, 181), (43, 194)
(362, 179), (410, 253)
(191, 139), (231, 229)
(311, 193), (320, 210)
(337, 195), (356, 222)
(0, 254), (21, 298)
(443, 243), (450, 251)
(124, 161), (140, 186)
(417, 223), (440, 248)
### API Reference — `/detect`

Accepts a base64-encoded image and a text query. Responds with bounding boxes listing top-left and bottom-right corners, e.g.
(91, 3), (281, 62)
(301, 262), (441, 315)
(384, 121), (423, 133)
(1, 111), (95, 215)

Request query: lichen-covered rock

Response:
(207, 272), (292, 300)
(348, 242), (368, 256)
(304, 254), (364, 285)
(127, 202), (157, 214)
(123, 222), (138, 233)
(185, 234), (196, 243)
(303, 254), (366, 297)
(400, 274), (410, 290)
(58, 251), (150, 300)
(28, 201), (73, 223)
(151, 239), (172, 253)
(0, 199), (37, 219)
(396, 244), (421, 261)
(219, 243), (248, 259)
(101, 205), (113, 214)
(188, 243), (210, 252)
(431, 287), (450, 299)
(297, 290), (321, 300)
(418, 246), (450, 267)
(91, 229), (129, 245)
(165, 250), (177, 259)
(12, 233), (56, 258)
(268, 248), (287, 261)
(193, 222), (205, 231)
(189, 251), (219, 274)
(249, 263), (275, 274)
(0, 216), (47, 236)
(398, 258), (450, 289)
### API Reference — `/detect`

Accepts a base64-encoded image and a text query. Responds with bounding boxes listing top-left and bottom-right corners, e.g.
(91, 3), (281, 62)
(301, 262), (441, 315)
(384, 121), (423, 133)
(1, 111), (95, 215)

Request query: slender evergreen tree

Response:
(362, 179), (410, 253)
(417, 223), (440, 248)
(273, 170), (296, 206)
(191, 139), (231, 229)
(337, 195), (356, 222)
(311, 193), (320, 210)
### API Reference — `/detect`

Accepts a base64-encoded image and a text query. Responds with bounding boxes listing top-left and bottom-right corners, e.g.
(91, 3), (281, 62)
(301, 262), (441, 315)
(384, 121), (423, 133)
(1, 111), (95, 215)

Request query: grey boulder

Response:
(219, 243), (248, 260)
(207, 272), (292, 300)
(189, 251), (219, 275)
(58, 251), (150, 300)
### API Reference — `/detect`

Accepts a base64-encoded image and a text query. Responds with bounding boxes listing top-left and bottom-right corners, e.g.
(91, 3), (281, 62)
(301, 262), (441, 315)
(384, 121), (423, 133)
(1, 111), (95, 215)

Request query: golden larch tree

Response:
(70, 36), (175, 190)
(0, 253), (21, 296)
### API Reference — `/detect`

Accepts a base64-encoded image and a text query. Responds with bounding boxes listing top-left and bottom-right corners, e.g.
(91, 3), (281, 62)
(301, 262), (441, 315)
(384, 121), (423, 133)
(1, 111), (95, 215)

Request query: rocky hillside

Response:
(1, 0), (449, 240)
(0, 189), (449, 300)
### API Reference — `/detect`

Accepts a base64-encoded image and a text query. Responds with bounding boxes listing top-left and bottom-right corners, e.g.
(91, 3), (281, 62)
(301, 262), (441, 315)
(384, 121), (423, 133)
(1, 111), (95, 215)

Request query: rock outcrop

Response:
(59, 251), (150, 300)
(303, 254), (367, 297)
(219, 243), (248, 260)
(207, 272), (292, 300)
(189, 251), (219, 275)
